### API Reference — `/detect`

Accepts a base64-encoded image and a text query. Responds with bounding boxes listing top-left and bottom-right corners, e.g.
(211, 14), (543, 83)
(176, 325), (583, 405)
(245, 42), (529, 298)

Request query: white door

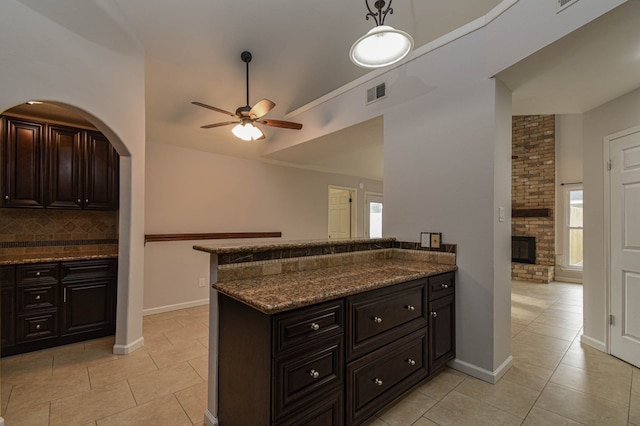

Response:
(365, 193), (383, 238)
(609, 128), (640, 368)
(328, 188), (352, 240)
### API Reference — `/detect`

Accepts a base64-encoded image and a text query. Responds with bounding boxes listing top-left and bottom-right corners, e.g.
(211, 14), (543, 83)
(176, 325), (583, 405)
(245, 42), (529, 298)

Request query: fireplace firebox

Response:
(512, 236), (536, 264)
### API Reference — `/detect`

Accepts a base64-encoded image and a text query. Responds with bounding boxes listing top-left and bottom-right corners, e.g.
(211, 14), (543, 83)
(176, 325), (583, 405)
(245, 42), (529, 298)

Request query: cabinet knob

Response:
(77, 199), (82, 204)
(406, 358), (416, 366)
(373, 378), (383, 386)
(309, 369), (320, 379)
(372, 316), (383, 324)
(441, 283), (449, 289)
(4, 195), (8, 200)
(405, 305), (415, 311)
(431, 311), (438, 318)
(310, 322), (320, 331)
(36, 324), (41, 330)
(85, 199), (89, 203)
(35, 295), (41, 300)
(36, 272), (41, 276)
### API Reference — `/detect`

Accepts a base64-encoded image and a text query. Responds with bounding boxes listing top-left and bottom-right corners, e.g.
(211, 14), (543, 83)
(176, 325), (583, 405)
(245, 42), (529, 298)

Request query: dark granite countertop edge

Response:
(0, 252), (119, 265)
(193, 237), (396, 254)
(215, 262), (457, 315)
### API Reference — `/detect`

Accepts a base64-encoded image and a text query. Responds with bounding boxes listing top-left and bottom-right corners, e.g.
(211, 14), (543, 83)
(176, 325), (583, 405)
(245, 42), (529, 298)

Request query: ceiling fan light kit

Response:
(350, 0), (414, 69)
(193, 51), (302, 141)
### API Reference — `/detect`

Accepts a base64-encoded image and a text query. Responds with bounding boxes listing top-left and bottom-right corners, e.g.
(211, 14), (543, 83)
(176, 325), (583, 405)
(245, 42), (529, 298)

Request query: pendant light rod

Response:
(365, 0), (393, 27)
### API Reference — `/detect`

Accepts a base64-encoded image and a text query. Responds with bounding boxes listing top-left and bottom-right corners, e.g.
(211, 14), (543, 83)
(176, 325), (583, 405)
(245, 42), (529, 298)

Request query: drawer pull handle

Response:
(36, 324), (42, 330)
(309, 369), (320, 379)
(310, 323), (320, 331)
(441, 283), (449, 289)
(431, 311), (438, 318)
(372, 316), (383, 324)
(373, 378), (383, 386)
(407, 358), (416, 366)
(35, 295), (41, 300)
(405, 305), (415, 311)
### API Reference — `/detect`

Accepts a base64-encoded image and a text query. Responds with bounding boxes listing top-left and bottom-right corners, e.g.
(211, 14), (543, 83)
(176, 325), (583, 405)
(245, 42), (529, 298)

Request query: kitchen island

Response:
(194, 238), (457, 426)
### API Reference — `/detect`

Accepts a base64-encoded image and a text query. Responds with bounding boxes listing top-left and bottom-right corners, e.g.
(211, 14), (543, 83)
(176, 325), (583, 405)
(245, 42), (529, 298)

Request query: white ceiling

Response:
(8, 1), (640, 182)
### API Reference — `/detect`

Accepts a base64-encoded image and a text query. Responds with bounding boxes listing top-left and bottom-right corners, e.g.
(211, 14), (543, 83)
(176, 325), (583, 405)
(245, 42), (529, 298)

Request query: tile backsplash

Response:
(0, 209), (118, 242)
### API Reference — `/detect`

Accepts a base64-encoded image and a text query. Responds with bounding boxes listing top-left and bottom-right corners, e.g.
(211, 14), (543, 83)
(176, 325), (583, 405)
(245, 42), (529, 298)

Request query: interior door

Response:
(328, 188), (352, 240)
(609, 127), (640, 368)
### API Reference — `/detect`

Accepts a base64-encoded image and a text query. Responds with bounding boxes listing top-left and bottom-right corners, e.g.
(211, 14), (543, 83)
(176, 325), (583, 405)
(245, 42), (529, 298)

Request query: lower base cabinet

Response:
(217, 271), (455, 426)
(1, 258), (117, 357)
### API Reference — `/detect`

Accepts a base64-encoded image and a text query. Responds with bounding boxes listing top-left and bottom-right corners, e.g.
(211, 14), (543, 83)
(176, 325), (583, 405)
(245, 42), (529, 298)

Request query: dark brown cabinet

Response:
(1, 117), (45, 207)
(1, 266), (16, 347)
(427, 272), (456, 373)
(1, 116), (119, 210)
(217, 272), (455, 426)
(1, 258), (117, 357)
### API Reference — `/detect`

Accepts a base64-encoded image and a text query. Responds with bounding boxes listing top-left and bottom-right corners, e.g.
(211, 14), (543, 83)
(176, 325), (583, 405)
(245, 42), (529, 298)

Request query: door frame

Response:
(602, 124), (640, 352)
(364, 191), (383, 238)
(328, 185), (357, 239)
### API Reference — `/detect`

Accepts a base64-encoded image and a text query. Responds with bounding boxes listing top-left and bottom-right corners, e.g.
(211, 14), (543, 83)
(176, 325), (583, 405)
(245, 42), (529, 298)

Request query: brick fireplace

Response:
(511, 115), (555, 283)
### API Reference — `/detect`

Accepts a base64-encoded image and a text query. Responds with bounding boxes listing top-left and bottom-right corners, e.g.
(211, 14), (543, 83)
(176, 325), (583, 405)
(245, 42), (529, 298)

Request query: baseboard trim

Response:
(143, 299), (209, 316)
(580, 334), (607, 352)
(204, 409), (218, 426)
(449, 355), (514, 384)
(113, 336), (145, 355)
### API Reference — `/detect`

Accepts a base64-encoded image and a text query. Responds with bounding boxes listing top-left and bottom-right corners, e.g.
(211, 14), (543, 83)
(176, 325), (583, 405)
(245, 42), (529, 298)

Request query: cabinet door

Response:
(61, 278), (115, 336)
(1, 117), (44, 207)
(1, 281), (16, 348)
(428, 293), (455, 373)
(84, 131), (119, 210)
(46, 124), (83, 209)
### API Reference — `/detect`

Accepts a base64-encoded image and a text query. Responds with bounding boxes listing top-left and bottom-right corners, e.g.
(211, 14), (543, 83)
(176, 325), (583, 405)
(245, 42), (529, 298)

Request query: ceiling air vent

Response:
(557, 0), (579, 13)
(366, 82), (386, 104)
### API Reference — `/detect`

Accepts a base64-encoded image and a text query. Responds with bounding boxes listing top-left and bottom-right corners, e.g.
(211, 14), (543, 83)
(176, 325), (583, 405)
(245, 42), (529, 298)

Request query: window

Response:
(566, 187), (583, 268)
(365, 193), (383, 239)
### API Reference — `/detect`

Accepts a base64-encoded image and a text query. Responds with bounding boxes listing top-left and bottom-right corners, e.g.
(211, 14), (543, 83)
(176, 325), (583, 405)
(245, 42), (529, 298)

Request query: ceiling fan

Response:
(192, 51), (302, 141)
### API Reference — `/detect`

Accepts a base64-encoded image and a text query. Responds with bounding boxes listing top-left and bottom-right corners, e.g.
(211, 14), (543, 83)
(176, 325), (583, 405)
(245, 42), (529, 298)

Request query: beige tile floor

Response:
(1, 281), (638, 425)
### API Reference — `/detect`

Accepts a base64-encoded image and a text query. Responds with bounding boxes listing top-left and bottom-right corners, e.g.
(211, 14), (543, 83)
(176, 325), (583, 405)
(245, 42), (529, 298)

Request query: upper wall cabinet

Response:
(1, 116), (119, 211)
(1, 117), (45, 207)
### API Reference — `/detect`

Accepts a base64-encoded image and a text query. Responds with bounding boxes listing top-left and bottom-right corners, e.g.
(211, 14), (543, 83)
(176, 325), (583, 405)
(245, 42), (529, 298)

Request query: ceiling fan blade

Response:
(200, 121), (238, 129)
(192, 101), (236, 117)
(260, 119), (303, 130)
(250, 99), (276, 119)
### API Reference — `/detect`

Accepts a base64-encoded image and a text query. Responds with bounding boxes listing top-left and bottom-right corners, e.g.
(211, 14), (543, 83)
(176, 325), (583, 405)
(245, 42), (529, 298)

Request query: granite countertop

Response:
(0, 248), (118, 265)
(214, 259), (456, 315)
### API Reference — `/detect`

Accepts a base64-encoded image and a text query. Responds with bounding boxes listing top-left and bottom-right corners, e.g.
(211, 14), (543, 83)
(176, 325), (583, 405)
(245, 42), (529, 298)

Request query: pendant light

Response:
(350, 0), (414, 69)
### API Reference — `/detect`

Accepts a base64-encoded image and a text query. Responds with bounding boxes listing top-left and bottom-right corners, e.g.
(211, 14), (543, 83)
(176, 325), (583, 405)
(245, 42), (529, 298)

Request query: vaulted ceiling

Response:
(9, 0), (640, 182)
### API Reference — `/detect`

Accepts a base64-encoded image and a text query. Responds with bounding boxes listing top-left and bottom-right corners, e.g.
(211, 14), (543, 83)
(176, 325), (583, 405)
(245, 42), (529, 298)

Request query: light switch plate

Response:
(431, 233), (441, 249)
(420, 232), (431, 248)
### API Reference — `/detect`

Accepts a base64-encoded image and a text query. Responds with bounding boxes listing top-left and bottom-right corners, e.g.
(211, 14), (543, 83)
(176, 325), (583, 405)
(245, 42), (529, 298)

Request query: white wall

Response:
(143, 142), (382, 312)
(0, 0), (146, 358)
(582, 87), (640, 349)
(555, 114), (584, 283)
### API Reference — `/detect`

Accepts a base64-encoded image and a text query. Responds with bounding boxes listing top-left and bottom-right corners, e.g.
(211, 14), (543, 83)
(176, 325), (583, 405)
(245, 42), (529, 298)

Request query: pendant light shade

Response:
(350, 0), (414, 68)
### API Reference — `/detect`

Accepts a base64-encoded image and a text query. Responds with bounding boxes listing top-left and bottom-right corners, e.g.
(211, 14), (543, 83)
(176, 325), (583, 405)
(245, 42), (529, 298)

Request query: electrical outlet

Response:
(420, 232), (431, 248)
(198, 278), (206, 287)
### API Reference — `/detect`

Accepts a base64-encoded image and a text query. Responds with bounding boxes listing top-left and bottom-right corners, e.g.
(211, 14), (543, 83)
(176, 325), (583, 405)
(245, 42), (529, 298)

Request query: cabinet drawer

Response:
(274, 300), (344, 355)
(428, 272), (454, 301)
(346, 329), (428, 425)
(16, 263), (58, 285)
(17, 311), (58, 342)
(275, 388), (343, 426)
(17, 283), (57, 312)
(61, 259), (117, 281)
(273, 336), (343, 420)
(347, 280), (426, 360)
